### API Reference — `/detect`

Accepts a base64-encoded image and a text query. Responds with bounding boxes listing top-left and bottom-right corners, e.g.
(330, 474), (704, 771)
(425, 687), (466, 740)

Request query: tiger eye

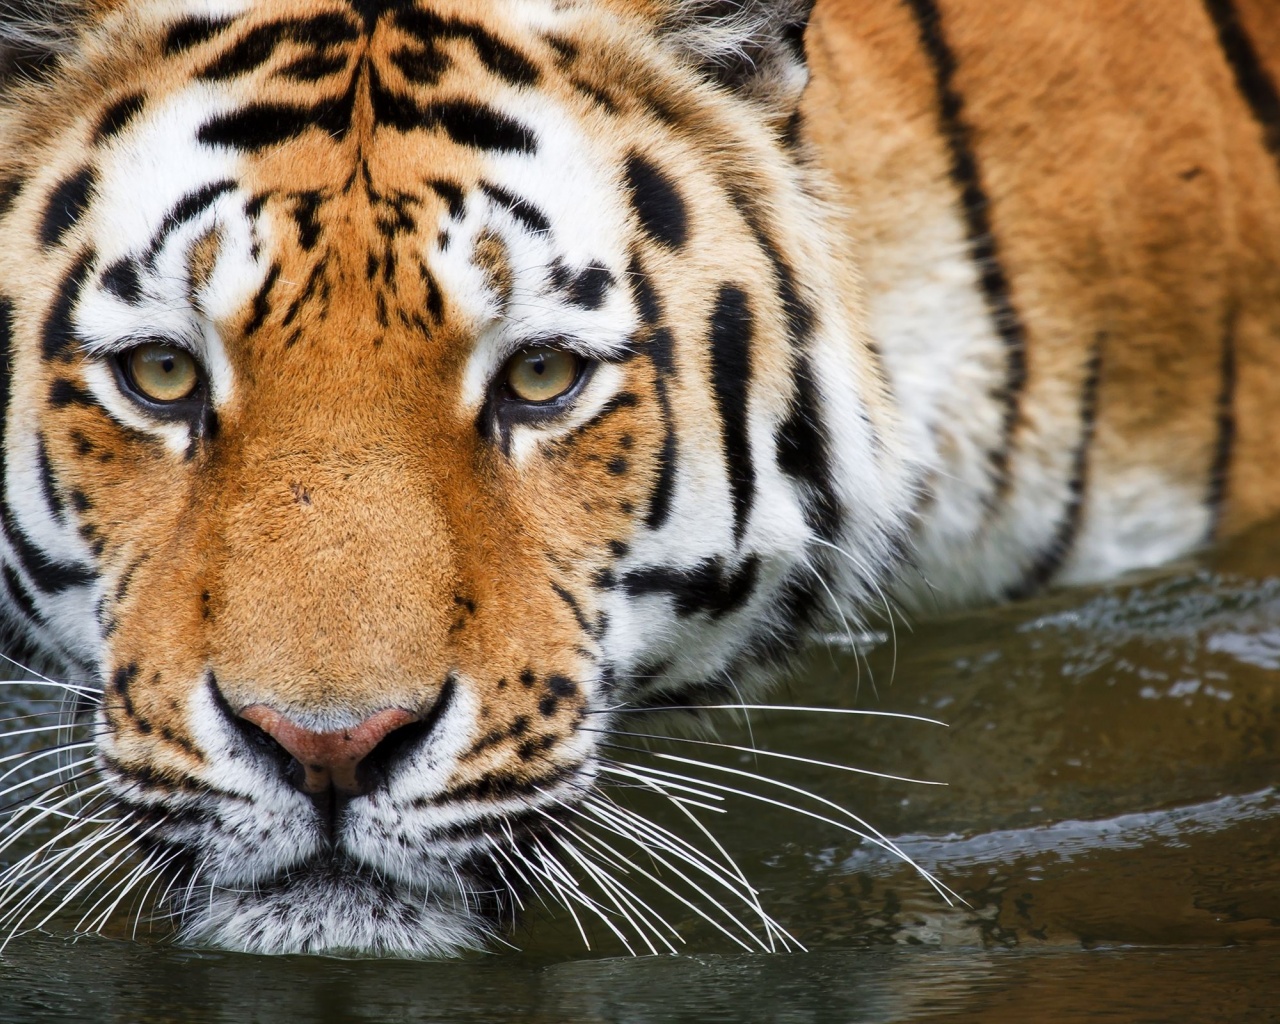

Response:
(504, 346), (580, 403)
(127, 343), (199, 403)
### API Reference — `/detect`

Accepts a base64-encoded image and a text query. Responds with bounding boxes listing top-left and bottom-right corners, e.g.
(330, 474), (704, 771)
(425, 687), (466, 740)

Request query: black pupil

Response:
(160, 355), (175, 374)
(530, 355), (547, 376)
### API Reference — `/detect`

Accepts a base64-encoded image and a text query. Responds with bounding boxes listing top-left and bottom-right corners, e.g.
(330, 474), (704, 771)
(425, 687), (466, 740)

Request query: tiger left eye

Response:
(126, 343), (200, 404)
(504, 347), (581, 403)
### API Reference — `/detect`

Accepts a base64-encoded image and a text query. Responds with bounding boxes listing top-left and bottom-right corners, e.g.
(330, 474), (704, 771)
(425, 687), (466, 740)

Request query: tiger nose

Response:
(237, 705), (417, 795)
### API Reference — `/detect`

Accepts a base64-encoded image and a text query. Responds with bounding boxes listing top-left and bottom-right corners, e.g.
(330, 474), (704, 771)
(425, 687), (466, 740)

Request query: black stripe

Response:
(196, 15), (358, 81)
(35, 437), (64, 521)
(627, 256), (678, 530)
(903, 0), (1028, 496)
(551, 582), (595, 637)
(777, 356), (840, 540)
(624, 154), (688, 250)
(620, 555), (759, 619)
(366, 67), (537, 150)
(708, 285), (756, 545)
(0, 300), (11, 513)
(392, 8), (539, 87)
(1207, 314), (1237, 535)
(164, 16), (234, 55)
(94, 93), (146, 144)
(100, 258), (143, 304)
(426, 179), (465, 218)
(198, 102), (331, 152)
(390, 41), (451, 86)
(42, 251), (95, 361)
(1, 563), (40, 624)
(0, 513), (95, 592)
(0, 177), (21, 219)
(645, 328), (678, 530)
(39, 167), (96, 250)
(430, 100), (537, 152)
(1007, 342), (1103, 600)
(49, 378), (98, 409)
(243, 263), (281, 336)
(1204, 0), (1280, 177)
(143, 180), (236, 267)
(565, 265), (613, 310)
(280, 50), (350, 81)
(480, 183), (550, 233)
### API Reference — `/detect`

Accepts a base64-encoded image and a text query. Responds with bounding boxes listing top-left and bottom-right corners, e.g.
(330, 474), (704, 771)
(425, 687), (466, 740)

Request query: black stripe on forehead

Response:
(624, 154), (688, 250)
(708, 285), (755, 546)
(480, 183), (550, 234)
(94, 94), (146, 145)
(164, 15), (236, 55)
(392, 7), (540, 87)
(142, 180), (237, 267)
(196, 14), (360, 81)
(39, 167), (96, 250)
(203, 81), (537, 154)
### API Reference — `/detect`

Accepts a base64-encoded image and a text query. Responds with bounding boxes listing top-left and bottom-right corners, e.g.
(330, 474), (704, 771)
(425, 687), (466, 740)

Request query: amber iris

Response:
(127, 343), (199, 403)
(504, 346), (580, 403)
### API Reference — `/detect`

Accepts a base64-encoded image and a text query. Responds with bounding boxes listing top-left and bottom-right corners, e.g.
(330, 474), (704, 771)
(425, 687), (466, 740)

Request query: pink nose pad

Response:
(238, 706), (418, 795)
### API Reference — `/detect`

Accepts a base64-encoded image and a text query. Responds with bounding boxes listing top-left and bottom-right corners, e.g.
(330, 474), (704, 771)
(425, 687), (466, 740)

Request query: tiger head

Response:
(0, 0), (913, 953)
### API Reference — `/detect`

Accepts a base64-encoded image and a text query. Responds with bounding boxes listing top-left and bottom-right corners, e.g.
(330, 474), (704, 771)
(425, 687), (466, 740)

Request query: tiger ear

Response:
(658, 0), (816, 114)
(0, 0), (87, 83)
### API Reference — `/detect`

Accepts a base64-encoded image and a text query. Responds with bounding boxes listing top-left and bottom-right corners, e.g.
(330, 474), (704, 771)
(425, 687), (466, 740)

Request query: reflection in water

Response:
(1, 523), (1280, 1018)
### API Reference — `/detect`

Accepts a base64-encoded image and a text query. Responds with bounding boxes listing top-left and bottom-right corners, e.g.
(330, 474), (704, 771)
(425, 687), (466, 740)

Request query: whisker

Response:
(581, 792), (786, 945)
(611, 752), (960, 904)
(593, 728), (946, 786)
(590, 703), (946, 726)
(556, 801), (764, 953)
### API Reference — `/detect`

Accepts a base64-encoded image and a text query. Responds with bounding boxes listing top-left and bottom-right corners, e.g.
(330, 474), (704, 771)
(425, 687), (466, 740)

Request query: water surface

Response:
(1, 523), (1278, 1021)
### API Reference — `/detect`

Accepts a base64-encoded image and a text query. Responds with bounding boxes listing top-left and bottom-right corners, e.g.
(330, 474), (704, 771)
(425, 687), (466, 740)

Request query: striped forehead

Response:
(67, 0), (639, 375)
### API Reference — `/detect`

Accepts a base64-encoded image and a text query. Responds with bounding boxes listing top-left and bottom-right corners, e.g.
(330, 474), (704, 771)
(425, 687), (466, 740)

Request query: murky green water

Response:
(0, 524), (1278, 1021)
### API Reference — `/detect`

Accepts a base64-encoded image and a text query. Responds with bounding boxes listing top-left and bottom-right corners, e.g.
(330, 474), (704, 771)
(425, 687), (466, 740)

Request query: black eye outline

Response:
(110, 341), (210, 422)
(478, 341), (596, 447)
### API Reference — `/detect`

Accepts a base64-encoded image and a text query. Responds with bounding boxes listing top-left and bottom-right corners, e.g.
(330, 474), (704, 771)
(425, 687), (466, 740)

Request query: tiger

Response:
(0, 0), (1276, 956)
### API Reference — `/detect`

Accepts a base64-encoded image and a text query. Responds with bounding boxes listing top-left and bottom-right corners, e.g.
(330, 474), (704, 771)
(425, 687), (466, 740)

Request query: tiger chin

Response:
(0, 0), (1277, 956)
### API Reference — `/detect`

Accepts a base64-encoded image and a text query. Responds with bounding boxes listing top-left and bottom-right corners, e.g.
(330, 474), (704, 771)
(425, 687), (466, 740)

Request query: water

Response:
(1, 523), (1278, 1021)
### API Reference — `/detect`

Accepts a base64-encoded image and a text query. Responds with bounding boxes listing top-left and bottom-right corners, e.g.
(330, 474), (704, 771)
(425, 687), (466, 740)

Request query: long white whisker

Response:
(592, 703), (946, 726)
(595, 728), (945, 786)
(555, 801), (763, 953)
(614, 753), (960, 904)
(581, 793), (785, 945)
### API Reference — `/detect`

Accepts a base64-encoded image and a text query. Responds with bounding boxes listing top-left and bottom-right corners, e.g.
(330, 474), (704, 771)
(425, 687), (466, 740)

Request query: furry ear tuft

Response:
(0, 0), (86, 82)
(659, 0), (816, 113)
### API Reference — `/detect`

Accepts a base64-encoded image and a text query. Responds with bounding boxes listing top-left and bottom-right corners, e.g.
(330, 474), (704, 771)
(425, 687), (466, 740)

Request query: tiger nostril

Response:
(237, 706), (418, 796)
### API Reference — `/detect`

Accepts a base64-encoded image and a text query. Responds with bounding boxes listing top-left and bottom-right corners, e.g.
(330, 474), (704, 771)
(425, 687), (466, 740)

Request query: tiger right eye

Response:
(126, 343), (200, 404)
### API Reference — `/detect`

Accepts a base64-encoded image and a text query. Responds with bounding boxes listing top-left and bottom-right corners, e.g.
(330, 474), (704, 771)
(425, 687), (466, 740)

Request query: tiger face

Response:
(0, 0), (912, 952)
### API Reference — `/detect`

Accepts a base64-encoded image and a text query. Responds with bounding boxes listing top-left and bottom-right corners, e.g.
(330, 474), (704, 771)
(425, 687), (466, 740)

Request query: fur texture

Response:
(0, 0), (1275, 954)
